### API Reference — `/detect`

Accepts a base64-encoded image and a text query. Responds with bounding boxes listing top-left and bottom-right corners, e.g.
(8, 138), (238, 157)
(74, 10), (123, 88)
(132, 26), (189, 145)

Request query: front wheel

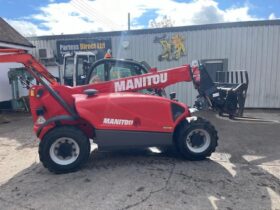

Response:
(175, 117), (218, 160)
(39, 126), (90, 173)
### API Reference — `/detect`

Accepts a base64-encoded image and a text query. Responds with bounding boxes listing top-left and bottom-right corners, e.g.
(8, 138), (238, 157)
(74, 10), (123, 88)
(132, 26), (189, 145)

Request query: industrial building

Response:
(0, 17), (33, 110)
(8, 20), (280, 108)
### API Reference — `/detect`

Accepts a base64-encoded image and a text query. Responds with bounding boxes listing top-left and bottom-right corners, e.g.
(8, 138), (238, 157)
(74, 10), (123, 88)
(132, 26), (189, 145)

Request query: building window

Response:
(201, 59), (228, 82)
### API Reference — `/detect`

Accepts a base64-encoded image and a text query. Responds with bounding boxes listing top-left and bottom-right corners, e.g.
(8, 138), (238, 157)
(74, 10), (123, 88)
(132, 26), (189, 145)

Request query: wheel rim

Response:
(49, 137), (80, 165)
(185, 129), (211, 153)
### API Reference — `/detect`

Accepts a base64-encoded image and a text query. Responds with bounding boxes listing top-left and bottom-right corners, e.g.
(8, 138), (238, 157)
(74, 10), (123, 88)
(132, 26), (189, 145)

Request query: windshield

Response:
(89, 55), (96, 63)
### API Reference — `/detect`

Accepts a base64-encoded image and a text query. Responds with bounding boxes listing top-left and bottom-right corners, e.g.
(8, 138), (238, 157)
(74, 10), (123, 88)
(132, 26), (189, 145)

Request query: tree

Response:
(149, 15), (175, 28)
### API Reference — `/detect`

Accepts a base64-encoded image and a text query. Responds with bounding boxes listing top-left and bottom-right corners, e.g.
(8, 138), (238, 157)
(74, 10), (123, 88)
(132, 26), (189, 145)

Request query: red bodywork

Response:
(0, 49), (194, 143)
(74, 93), (189, 132)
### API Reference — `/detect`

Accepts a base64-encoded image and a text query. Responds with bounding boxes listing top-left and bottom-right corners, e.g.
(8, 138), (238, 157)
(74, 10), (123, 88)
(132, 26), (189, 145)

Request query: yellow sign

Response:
(80, 42), (106, 50)
(154, 34), (186, 61)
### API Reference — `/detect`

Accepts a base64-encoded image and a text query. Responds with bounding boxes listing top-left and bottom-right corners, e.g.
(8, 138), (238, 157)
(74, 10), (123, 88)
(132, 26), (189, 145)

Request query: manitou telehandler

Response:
(0, 49), (248, 173)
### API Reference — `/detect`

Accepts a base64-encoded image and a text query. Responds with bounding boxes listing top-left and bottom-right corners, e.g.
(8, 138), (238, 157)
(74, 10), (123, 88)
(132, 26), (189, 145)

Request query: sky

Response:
(0, 0), (279, 37)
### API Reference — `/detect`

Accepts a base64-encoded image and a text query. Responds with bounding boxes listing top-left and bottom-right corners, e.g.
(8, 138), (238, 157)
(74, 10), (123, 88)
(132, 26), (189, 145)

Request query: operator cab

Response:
(87, 58), (161, 95)
(87, 58), (150, 83)
(63, 51), (97, 86)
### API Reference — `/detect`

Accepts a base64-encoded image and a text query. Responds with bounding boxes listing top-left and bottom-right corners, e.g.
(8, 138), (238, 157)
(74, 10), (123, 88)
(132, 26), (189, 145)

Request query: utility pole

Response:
(128, 13), (130, 30)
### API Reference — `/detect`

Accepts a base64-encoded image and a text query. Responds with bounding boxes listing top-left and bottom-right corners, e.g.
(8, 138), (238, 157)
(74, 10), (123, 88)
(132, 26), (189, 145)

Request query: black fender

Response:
(173, 116), (199, 143)
(36, 115), (78, 137)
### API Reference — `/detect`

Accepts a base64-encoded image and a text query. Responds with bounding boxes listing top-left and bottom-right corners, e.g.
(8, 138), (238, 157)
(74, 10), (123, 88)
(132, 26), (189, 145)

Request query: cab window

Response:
(89, 55), (96, 63)
(89, 64), (105, 84)
(110, 66), (132, 80)
(108, 62), (147, 80)
(64, 57), (74, 78)
(77, 56), (87, 76)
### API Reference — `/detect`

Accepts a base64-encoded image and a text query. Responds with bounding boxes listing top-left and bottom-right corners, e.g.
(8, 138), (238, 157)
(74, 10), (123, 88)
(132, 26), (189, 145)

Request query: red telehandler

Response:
(0, 49), (248, 173)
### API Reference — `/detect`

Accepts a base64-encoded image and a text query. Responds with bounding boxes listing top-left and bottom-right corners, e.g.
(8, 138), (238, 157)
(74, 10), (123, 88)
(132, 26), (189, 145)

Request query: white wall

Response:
(0, 63), (23, 101)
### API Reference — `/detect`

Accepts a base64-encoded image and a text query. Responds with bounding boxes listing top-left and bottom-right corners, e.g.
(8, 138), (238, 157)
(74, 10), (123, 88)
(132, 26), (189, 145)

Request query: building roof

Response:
(0, 17), (33, 48)
(28, 19), (280, 41)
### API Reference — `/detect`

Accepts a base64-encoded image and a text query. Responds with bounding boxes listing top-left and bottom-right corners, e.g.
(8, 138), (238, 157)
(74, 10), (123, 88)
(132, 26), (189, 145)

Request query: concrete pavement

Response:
(0, 110), (279, 210)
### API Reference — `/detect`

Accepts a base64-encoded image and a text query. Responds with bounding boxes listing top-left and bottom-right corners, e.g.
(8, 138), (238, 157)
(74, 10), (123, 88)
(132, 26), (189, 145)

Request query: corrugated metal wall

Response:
(29, 22), (280, 108)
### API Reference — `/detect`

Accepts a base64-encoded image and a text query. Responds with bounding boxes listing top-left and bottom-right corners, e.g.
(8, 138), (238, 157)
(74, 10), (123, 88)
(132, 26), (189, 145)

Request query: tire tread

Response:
(39, 126), (90, 173)
(175, 117), (218, 160)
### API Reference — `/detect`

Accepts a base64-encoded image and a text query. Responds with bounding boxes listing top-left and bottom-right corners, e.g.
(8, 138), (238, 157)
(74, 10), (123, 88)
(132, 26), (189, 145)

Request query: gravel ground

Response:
(0, 110), (279, 210)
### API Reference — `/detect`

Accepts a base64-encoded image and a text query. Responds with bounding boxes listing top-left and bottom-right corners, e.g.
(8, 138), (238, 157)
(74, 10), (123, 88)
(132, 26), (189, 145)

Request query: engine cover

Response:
(74, 92), (189, 133)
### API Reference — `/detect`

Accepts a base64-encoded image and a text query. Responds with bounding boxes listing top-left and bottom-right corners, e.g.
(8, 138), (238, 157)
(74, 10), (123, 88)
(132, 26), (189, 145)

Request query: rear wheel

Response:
(39, 126), (90, 173)
(175, 117), (218, 160)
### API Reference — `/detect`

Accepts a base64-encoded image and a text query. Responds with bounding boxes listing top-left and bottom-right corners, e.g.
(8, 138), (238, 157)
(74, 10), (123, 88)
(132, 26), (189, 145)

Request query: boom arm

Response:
(74, 65), (193, 93)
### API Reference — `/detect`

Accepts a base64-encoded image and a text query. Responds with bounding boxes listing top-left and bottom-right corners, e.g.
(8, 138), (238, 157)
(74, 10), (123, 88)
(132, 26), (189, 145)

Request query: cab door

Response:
(107, 61), (147, 80)
(88, 60), (109, 84)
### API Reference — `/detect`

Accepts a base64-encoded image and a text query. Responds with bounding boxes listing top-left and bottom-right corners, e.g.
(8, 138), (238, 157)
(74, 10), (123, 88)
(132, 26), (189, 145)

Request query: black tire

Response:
(39, 126), (90, 173)
(175, 117), (218, 160)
